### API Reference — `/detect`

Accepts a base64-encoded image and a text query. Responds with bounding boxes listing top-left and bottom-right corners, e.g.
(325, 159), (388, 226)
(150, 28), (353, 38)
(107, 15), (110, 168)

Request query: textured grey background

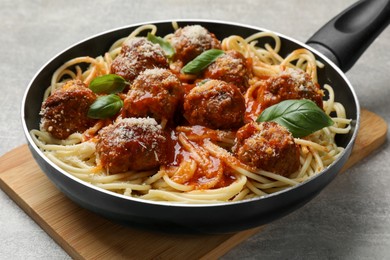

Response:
(1, 0), (390, 259)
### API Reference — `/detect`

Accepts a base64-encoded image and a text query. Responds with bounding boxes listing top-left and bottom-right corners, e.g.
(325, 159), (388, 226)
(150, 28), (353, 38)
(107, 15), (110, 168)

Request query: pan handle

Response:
(306, 0), (390, 72)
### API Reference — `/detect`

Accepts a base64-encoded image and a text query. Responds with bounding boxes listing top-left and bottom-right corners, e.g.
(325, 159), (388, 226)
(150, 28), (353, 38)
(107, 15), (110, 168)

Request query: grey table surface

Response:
(1, 0), (390, 259)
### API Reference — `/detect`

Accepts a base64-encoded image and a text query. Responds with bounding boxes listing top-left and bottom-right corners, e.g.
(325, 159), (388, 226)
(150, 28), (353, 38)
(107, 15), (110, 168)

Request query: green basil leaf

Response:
(257, 99), (334, 138)
(147, 32), (175, 59)
(181, 49), (224, 74)
(89, 74), (127, 94)
(88, 94), (123, 119)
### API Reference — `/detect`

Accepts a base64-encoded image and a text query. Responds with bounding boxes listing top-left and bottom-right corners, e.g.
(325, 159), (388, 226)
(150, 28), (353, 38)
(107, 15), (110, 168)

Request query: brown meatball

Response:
(183, 80), (245, 129)
(203, 50), (251, 93)
(170, 25), (221, 64)
(40, 80), (97, 139)
(232, 121), (300, 176)
(111, 37), (169, 82)
(122, 68), (182, 123)
(258, 68), (324, 112)
(96, 117), (171, 173)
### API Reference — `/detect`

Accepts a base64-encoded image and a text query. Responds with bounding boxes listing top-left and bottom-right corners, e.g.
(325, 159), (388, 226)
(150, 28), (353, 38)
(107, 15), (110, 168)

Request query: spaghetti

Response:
(31, 23), (351, 204)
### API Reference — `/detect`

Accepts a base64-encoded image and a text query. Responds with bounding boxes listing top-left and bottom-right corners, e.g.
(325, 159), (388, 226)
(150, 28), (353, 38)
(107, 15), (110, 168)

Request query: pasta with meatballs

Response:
(31, 23), (351, 203)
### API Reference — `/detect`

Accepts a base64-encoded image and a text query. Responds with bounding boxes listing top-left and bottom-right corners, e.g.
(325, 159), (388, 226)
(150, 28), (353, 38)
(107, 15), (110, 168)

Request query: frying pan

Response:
(22, 0), (389, 233)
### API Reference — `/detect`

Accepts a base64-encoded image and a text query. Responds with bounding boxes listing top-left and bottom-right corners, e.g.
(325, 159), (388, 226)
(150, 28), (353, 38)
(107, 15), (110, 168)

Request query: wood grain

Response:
(0, 108), (387, 259)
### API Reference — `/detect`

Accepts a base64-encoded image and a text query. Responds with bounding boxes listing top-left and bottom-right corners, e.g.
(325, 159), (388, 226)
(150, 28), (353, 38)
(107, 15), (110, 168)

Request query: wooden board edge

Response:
(341, 109), (388, 172)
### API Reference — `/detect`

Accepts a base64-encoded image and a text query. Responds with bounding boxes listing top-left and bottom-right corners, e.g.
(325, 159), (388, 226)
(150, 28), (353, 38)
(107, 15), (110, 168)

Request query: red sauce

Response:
(165, 128), (236, 190)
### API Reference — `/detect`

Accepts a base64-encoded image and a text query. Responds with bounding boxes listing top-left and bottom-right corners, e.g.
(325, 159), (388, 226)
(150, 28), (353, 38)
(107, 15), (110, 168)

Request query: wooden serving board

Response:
(0, 109), (387, 259)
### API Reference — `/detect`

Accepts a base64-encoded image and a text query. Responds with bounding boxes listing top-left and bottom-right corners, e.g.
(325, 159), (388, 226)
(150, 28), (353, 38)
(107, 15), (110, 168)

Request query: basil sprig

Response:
(88, 94), (123, 119)
(257, 99), (334, 138)
(89, 74), (127, 94)
(147, 32), (175, 59)
(181, 49), (224, 74)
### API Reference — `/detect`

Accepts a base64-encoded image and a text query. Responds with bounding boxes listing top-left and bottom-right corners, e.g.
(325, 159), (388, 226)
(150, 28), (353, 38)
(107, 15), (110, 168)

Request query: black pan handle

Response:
(306, 0), (390, 72)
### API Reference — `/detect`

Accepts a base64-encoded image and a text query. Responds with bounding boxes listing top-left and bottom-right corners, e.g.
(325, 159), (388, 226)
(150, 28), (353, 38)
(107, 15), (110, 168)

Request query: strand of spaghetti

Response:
(331, 118), (352, 124)
(264, 43), (284, 63)
(90, 171), (154, 184)
(95, 182), (151, 191)
(184, 174), (245, 195)
(90, 173), (135, 183)
(178, 133), (208, 165)
(295, 138), (328, 152)
(164, 186), (241, 198)
(171, 21), (179, 31)
(50, 56), (98, 94)
(45, 153), (94, 174)
(108, 24), (159, 54)
(232, 188), (251, 202)
(334, 102), (347, 119)
(262, 186), (291, 194)
(252, 66), (279, 77)
(245, 180), (267, 196)
(221, 35), (249, 55)
(30, 130), (83, 145)
(125, 170), (157, 181)
(223, 35), (280, 74)
(141, 190), (226, 204)
(324, 84), (335, 115)
(319, 128), (334, 143)
(104, 52), (113, 70)
(108, 38), (127, 52)
(297, 152), (313, 178)
(82, 56), (109, 84)
(57, 69), (77, 81)
(124, 188), (132, 196)
(176, 126), (235, 144)
(314, 149), (325, 171)
(123, 24), (157, 45)
(281, 49), (318, 82)
(163, 174), (194, 192)
(329, 124), (352, 134)
(144, 170), (165, 185)
(75, 66), (83, 79)
(248, 42), (280, 66)
(245, 31), (281, 54)
(150, 178), (171, 190)
(251, 169), (298, 186)
(83, 64), (98, 85)
(231, 165), (273, 183)
(169, 159), (197, 185)
(247, 44), (280, 68)
(34, 141), (91, 152)
(142, 176), (246, 202)
(54, 144), (95, 158)
(59, 154), (94, 167)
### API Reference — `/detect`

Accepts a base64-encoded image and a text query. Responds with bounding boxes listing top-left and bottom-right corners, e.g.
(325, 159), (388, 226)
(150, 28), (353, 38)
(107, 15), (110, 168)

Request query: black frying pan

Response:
(22, 0), (389, 233)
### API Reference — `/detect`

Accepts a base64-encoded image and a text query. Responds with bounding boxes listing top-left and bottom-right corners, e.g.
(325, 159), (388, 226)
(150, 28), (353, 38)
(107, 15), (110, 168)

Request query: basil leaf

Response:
(257, 99), (334, 138)
(88, 94), (123, 119)
(89, 74), (127, 94)
(181, 49), (224, 74)
(147, 32), (175, 59)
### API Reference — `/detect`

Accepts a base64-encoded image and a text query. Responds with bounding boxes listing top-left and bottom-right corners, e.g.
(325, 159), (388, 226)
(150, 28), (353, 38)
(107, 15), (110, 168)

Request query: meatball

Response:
(40, 80), (97, 139)
(111, 37), (169, 82)
(183, 80), (245, 129)
(257, 68), (324, 112)
(232, 121), (300, 176)
(203, 50), (251, 93)
(96, 117), (171, 173)
(122, 68), (182, 123)
(170, 25), (221, 64)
